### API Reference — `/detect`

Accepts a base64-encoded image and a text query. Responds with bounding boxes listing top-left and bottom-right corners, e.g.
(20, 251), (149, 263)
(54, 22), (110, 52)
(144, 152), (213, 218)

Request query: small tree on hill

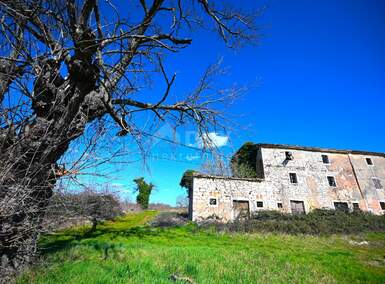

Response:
(134, 178), (154, 210)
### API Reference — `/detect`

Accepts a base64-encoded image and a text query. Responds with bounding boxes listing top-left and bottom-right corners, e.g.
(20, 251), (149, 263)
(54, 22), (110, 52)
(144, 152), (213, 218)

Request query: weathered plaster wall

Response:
(260, 148), (365, 213)
(190, 147), (385, 222)
(349, 154), (385, 213)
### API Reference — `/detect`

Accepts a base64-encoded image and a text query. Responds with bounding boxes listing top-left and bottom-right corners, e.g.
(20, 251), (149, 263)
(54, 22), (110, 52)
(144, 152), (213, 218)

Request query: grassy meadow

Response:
(18, 211), (385, 284)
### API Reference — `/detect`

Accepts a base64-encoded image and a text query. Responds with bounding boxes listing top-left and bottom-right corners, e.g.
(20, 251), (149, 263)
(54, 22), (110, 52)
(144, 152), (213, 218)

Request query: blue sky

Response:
(77, 0), (385, 205)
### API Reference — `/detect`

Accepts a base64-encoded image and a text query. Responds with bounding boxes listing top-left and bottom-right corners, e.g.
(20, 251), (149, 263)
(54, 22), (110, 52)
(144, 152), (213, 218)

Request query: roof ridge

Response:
(253, 143), (385, 157)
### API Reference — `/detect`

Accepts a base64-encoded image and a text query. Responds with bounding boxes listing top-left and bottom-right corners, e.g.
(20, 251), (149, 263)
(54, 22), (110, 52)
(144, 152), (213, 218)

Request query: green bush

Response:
(205, 209), (385, 235)
(134, 177), (154, 210)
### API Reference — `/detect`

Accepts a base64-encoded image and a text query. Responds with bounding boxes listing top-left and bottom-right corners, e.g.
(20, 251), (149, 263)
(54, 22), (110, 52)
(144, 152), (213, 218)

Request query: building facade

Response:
(186, 144), (385, 222)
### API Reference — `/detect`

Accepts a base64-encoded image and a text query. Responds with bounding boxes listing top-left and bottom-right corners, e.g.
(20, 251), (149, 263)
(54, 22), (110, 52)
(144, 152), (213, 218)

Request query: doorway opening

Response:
(290, 200), (305, 214)
(232, 200), (250, 220)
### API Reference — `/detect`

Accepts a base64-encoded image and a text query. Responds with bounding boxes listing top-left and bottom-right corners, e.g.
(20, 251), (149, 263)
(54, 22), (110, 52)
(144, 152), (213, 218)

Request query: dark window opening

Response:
(327, 176), (336, 187)
(334, 202), (349, 212)
(209, 198), (217, 205)
(285, 151), (294, 160)
(373, 178), (383, 189)
(322, 155), (330, 164)
(289, 173), (298, 184)
(380, 202), (385, 210)
(352, 203), (360, 211)
(366, 158), (373, 166)
(277, 203), (283, 208)
(256, 201), (263, 208)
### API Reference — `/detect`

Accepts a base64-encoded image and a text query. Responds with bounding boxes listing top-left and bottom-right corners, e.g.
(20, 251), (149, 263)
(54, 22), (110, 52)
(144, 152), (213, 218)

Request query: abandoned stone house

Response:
(182, 143), (385, 222)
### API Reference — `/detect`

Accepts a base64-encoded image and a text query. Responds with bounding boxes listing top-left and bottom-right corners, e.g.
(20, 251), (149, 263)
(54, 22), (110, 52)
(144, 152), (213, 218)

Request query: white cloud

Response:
(199, 132), (229, 148)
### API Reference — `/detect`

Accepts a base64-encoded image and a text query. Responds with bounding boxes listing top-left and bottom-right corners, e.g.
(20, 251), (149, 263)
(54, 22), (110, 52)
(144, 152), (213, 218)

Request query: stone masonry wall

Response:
(260, 148), (365, 214)
(191, 177), (278, 222)
(190, 146), (385, 222)
(349, 154), (385, 213)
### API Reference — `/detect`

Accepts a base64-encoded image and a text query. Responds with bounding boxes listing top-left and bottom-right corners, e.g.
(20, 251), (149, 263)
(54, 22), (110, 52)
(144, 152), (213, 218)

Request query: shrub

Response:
(180, 170), (196, 189)
(202, 209), (385, 235)
(230, 142), (258, 178)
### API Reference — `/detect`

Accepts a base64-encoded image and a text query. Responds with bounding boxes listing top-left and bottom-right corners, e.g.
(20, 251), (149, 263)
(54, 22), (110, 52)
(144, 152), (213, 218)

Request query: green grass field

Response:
(18, 211), (385, 284)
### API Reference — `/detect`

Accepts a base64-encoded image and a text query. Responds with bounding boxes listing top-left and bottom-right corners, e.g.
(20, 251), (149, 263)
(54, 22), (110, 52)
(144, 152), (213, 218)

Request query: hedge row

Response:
(202, 209), (385, 235)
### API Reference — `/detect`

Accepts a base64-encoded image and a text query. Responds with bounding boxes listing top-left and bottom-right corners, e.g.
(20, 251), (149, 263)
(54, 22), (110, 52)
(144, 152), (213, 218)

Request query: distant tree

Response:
(47, 187), (123, 232)
(77, 189), (122, 232)
(134, 178), (154, 210)
(176, 195), (189, 208)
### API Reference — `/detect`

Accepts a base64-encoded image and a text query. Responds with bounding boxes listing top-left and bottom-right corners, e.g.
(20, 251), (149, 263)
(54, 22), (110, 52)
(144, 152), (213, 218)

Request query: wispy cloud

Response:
(198, 132), (229, 148)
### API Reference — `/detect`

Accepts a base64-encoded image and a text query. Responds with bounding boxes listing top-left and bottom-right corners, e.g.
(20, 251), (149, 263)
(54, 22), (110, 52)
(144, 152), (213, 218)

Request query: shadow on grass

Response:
(40, 224), (162, 255)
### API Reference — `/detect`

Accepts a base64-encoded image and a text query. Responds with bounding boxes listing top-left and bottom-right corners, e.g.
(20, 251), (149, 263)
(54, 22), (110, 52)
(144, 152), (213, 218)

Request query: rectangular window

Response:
(289, 173), (298, 184)
(334, 202), (349, 212)
(366, 158), (373, 166)
(373, 178), (383, 189)
(256, 201), (263, 208)
(380, 202), (385, 210)
(209, 198), (217, 206)
(277, 202), (283, 208)
(352, 203), (360, 211)
(327, 176), (336, 187)
(322, 155), (330, 164)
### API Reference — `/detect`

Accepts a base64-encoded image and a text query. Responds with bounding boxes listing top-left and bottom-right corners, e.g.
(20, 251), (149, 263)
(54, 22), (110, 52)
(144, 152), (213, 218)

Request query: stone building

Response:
(183, 143), (385, 222)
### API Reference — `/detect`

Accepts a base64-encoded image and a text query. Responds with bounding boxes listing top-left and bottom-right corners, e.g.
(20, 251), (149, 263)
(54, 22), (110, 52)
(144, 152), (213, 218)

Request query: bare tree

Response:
(176, 195), (188, 208)
(77, 187), (122, 232)
(0, 0), (258, 277)
(44, 185), (122, 232)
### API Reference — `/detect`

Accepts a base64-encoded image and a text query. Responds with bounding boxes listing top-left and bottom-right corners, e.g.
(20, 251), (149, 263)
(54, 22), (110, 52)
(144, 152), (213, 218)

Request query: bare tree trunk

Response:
(1, 136), (71, 278)
(0, 56), (102, 278)
(0, 182), (52, 276)
(90, 217), (98, 233)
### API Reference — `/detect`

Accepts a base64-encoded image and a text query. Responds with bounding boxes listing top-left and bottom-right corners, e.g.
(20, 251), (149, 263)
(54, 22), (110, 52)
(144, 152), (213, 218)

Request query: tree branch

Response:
(79, 0), (96, 27)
